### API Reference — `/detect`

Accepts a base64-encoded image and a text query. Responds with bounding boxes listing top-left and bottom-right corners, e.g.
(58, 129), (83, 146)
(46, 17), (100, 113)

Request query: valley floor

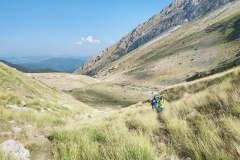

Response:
(1, 63), (240, 160)
(49, 67), (240, 160)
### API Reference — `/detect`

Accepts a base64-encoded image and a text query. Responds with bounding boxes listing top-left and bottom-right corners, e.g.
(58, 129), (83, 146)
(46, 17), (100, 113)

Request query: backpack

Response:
(152, 96), (158, 104)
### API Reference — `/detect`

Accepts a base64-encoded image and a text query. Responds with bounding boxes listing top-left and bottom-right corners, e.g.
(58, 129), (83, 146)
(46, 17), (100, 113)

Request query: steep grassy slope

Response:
(82, 1), (240, 88)
(1, 64), (239, 160)
(75, 0), (232, 76)
(50, 67), (240, 159)
(0, 63), (92, 159)
(157, 67), (240, 159)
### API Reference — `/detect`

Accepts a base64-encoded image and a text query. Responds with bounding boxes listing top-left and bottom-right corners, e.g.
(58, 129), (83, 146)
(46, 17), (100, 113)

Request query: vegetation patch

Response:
(159, 67), (240, 159)
(50, 117), (157, 160)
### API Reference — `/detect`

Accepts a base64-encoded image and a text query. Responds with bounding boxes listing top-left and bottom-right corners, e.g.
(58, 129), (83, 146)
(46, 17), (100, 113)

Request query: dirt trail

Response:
(33, 136), (52, 160)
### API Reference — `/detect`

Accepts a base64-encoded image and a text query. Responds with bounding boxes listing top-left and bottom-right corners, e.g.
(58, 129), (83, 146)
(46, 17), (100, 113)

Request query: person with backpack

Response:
(151, 95), (158, 110)
(157, 96), (165, 113)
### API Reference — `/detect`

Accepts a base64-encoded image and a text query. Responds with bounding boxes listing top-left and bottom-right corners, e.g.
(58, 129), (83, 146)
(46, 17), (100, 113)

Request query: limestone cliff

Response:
(75, 0), (232, 76)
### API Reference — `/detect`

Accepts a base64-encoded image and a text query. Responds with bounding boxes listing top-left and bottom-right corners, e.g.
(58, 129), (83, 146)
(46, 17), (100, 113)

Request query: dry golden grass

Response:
(157, 67), (240, 159)
(1, 2), (240, 160)
(1, 63), (239, 160)
(49, 67), (239, 159)
(0, 63), (93, 159)
(53, 67), (240, 159)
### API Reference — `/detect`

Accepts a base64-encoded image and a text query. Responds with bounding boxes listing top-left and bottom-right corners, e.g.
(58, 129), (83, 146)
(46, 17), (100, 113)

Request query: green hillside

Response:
(0, 62), (92, 159)
(49, 67), (240, 160)
(1, 1), (240, 159)
(0, 60), (239, 160)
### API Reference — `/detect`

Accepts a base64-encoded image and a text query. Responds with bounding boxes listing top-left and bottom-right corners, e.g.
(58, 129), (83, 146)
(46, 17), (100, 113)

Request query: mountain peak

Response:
(75, 0), (233, 76)
(173, 0), (186, 6)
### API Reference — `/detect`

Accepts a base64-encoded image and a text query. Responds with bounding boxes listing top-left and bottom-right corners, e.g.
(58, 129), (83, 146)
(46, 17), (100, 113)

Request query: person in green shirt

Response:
(157, 96), (165, 113)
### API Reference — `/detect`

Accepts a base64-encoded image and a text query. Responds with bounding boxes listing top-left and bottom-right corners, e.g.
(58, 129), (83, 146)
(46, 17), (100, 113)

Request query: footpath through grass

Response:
(159, 67), (240, 159)
(50, 105), (159, 160)
(1, 63), (239, 159)
(50, 67), (240, 160)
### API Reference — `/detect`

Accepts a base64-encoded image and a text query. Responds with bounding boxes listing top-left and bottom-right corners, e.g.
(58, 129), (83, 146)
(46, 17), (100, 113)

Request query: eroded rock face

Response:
(76, 0), (231, 76)
(0, 140), (30, 160)
(121, 0), (231, 53)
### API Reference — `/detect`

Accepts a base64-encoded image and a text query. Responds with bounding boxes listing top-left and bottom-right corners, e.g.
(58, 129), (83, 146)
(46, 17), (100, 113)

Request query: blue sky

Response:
(0, 0), (173, 57)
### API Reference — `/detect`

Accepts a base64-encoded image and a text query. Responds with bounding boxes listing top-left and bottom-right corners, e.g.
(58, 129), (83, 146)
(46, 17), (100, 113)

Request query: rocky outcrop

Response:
(124, 0), (232, 53)
(75, 0), (232, 76)
(7, 104), (38, 113)
(0, 140), (30, 160)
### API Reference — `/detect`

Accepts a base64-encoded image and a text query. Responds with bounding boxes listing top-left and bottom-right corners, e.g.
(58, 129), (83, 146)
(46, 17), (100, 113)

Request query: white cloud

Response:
(72, 36), (101, 45)
(86, 36), (101, 44)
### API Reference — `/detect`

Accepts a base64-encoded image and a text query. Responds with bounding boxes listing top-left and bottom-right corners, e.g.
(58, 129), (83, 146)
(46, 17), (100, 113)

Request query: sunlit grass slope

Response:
(159, 67), (240, 159)
(50, 67), (240, 160)
(1, 62), (239, 159)
(50, 103), (159, 160)
(0, 63), (92, 159)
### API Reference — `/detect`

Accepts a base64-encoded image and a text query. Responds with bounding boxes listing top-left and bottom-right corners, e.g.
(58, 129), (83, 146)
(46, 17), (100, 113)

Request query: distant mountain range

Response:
(0, 59), (57, 73)
(1, 56), (90, 73)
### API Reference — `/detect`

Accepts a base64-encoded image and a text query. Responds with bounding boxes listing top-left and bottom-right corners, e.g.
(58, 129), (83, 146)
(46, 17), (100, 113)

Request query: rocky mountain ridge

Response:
(75, 0), (232, 76)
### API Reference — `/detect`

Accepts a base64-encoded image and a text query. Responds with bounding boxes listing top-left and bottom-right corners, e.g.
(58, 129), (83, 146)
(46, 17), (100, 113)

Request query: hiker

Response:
(157, 96), (165, 113)
(151, 95), (158, 110)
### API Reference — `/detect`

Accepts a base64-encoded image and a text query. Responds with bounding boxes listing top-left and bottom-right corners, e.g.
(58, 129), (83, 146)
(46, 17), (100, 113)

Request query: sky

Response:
(0, 0), (173, 57)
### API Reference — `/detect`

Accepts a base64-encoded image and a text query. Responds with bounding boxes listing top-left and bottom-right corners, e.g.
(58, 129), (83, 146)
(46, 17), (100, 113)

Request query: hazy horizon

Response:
(0, 0), (173, 57)
(0, 54), (92, 59)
